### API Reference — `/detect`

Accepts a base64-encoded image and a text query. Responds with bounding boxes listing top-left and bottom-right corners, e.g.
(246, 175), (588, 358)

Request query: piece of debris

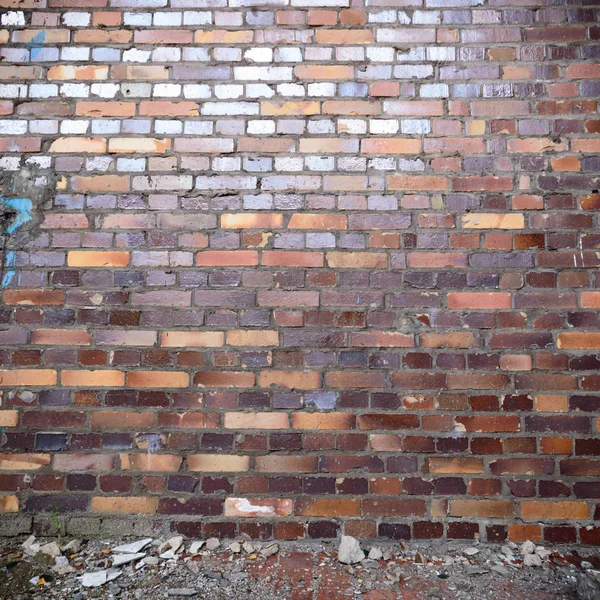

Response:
(112, 538), (153, 554)
(206, 538), (220, 551)
(38, 542), (61, 558)
(229, 541), (242, 553)
(260, 543), (279, 558)
(189, 541), (205, 554)
(369, 547), (383, 560)
(167, 589), (198, 597)
(520, 541), (536, 556)
(81, 568), (122, 588)
(338, 536), (364, 565)
(524, 554), (543, 568)
(111, 552), (146, 567)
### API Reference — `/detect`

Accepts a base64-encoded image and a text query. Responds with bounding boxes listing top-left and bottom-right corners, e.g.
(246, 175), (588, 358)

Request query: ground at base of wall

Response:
(1, 537), (598, 600)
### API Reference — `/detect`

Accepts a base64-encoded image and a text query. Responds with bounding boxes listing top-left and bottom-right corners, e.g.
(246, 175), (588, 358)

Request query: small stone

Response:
(463, 547), (480, 557)
(206, 538), (220, 551)
(500, 545), (514, 557)
(491, 565), (510, 577)
(158, 536), (184, 556)
(244, 543), (255, 554)
(143, 556), (159, 566)
(61, 539), (82, 554)
(523, 554), (542, 568)
(382, 549), (393, 561)
(229, 542), (242, 553)
(189, 541), (205, 554)
(338, 536), (364, 565)
(39, 542), (61, 558)
(369, 547), (383, 560)
(535, 547), (552, 560)
(520, 541), (535, 556)
(112, 539), (153, 554)
(260, 543), (278, 558)
(167, 589), (197, 597)
(466, 566), (488, 576)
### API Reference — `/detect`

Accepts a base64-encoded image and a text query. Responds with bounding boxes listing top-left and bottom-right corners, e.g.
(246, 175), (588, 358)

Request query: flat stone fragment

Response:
(112, 539), (153, 554)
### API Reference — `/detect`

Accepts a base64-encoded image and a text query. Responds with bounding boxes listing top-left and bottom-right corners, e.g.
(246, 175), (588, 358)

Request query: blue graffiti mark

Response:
(1, 197), (33, 288)
(27, 30), (46, 60)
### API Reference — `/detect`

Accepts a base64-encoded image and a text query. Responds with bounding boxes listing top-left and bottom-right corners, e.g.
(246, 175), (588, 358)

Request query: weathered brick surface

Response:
(0, 0), (599, 544)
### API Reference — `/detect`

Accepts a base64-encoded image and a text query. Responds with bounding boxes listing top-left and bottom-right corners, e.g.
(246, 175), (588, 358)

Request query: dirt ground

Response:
(1, 536), (596, 600)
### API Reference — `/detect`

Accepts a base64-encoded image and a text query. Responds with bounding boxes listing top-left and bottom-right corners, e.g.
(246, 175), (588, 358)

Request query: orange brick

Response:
(0, 369), (57, 387)
(428, 457), (484, 474)
(581, 292), (600, 308)
(187, 454), (250, 472)
(557, 333), (600, 349)
(91, 411), (155, 429)
(53, 454), (115, 471)
(194, 371), (255, 388)
(551, 156), (580, 171)
(447, 292), (512, 309)
(71, 175), (129, 192)
(0, 496), (18, 512)
(308, 10), (337, 25)
(507, 524), (542, 543)
(370, 82), (400, 97)
(0, 454), (50, 470)
(326, 372), (386, 389)
(0, 411), (18, 427)
(294, 65), (354, 80)
(139, 101), (199, 117)
(67, 251), (130, 267)
(420, 332), (475, 348)
(462, 213), (524, 229)
(221, 213), (283, 229)
(224, 412), (289, 429)
(30, 329), (91, 346)
(76, 102), (135, 117)
(161, 331), (224, 347)
(262, 251), (323, 268)
(261, 101), (321, 116)
(195, 30), (253, 43)
(120, 454), (182, 472)
(2, 289), (63, 305)
(61, 370), (124, 387)
(91, 497), (157, 514)
(226, 330), (279, 347)
(196, 250), (258, 266)
(521, 501), (589, 520)
(326, 252), (388, 269)
(48, 65), (108, 80)
(388, 175), (448, 191)
(315, 30), (373, 44)
(127, 371), (189, 388)
(536, 395), (568, 412)
(500, 354), (533, 371)
(110, 65), (168, 80)
(288, 214), (347, 230)
(108, 138), (171, 154)
(49, 137), (106, 153)
(291, 413), (354, 430)
(450, 499), (515, 518)
(255, 455), (318, 473)
(541, 437), (572, 454)
(296, 498), (361, 516)
(361, 138), (421, 154)
(258, 371), (321, 390)
(93, 11), (122, 26)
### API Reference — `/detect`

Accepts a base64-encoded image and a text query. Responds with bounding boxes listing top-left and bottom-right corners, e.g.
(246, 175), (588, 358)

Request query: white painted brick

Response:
(212, 156), (241, 171)
(244, 47), (273, 63)
(368, 157), (396, 170)
(152, 48), (181, 61)
(214, 47), (242, 61)
(336, 47), (364, 61)
(123, 48), (151, 63)
(62, 12), (91, 26)
(123, 12), (152, 25)
(183, 121), (213, 135)
(0, 85), (27, 99)
(338, 119), (367, 134)
(401, 119), (431, 134)
(91, 120), (120, 134)
(202, 102), (260, 116)
(1, 11), (25, 26)
(153, 83), (182, 97)
(153, 11), (182, 25)
(0, 120), (27, 135)
(30, 120), (59, 134)
(305, 156), (335, 171)
(420, 83), (449, 97)
(91, 83), (120, 98)
(368, 10), (396, 23)
(396, 47), (426, 62)
(305, 47), (332, 61)
(247, 120), (276, 134)
(366, 47), (395, 62)
(427, 46), (456, 61)
(275, 157), (303, 171)
(60, 83), (89, 98)
(0, 156), (22, 170)
(277, 83), (305, 97)
(183, 84), (211, 99)
(29, 84), (58, 98)
(246, 84), (275, 98)
(339, 156), (367, 171)
(61, 47), (90, 61)
(155, 120), (183, 134)
(60, 120), (89, 134)
(182, 11), (211, 24)
(275, 47), (302, 62)
(369, 119), (399, 134)
(215, 84), (244, 99)
(234, 66), (293, 81)
(307, 119), (335, 134)
(307, 82), (336, 96)
(413, 10), (441, 23)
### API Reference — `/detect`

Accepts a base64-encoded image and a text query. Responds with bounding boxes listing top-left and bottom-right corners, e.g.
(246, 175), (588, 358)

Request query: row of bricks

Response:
(6, 473), (600, 500)
(0, 493), (598, 521)
(2, 410), (600, 433)
(2, 26), (598, 45)
(3, 430), (599, 457)
(3, 325), (600, 345)
(2, 368), (600, 390)
(4, 9), (599, 28)
(2, 453), (600, 476)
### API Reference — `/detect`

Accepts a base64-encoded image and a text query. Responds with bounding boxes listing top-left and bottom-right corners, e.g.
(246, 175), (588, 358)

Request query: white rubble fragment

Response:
(61, 539), (81, 554)
(112, 538), (153, 554)
(368, 547), (383, 560)
(520, 540), (536, 556)
(524, 553), (543, 568)
(260, 543), (279, 558)
(188, 541), (205, 554)
(338, 536), (364, 565)
(39, 542), (61, 558)
(111, 552), (146, 567)
(463, 547), (480, 556)
(535, 546), (552, 560)
(206, 538), (220, 551)
(81, 568), (122, 588)
(229, 542), (242, 553)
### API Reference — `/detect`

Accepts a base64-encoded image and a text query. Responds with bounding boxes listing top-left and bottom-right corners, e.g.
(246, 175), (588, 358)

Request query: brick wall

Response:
(0, 0), (599, 544)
